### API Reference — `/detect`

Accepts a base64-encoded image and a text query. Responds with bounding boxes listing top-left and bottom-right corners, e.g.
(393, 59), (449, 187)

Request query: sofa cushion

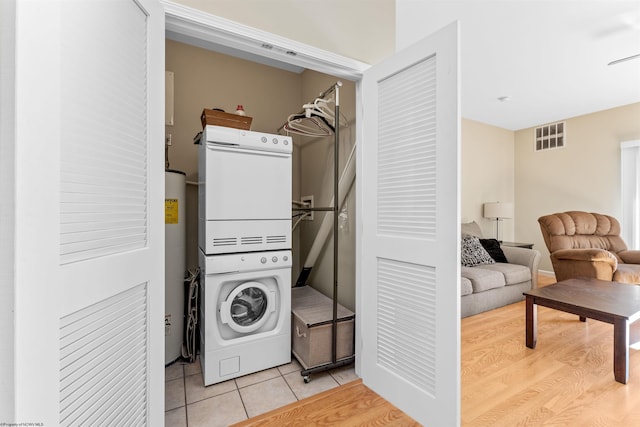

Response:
(460, 277), (473, 296)
(461, 221), (483, 238)
(613, 264), (640, 284)
(480, 263), (531, 285)
(461, 235), (495, 267)
(479, 238), (508, 263)
(461, 266), (505, 292)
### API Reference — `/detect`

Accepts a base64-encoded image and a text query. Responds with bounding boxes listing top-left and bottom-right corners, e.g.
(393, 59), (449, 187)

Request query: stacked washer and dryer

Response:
(198, 125), (293, 386)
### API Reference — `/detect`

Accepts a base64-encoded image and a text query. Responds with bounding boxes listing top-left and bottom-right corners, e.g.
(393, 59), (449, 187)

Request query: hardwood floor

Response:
(462, 273), (640, 426)
(230, 379), (420, 426)
(231, 274), (640, 426)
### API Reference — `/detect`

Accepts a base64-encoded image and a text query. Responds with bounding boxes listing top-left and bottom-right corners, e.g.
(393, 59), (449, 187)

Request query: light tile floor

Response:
(165, 356), (358, 427)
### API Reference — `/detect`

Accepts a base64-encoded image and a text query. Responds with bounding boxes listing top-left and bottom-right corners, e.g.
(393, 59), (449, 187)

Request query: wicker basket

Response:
(201, 108), (252, 130)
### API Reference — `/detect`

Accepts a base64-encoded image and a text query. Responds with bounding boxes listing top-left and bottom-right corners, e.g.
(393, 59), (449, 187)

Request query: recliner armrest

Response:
(550, 248), (618, 281)
(500, 246), (541, 288)
(552, 248), (618, 265)
(618, 250), (640, 264)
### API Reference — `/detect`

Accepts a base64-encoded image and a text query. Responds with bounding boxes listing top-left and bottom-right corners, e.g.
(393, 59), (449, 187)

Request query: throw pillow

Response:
(461, 234), (496, 267)
(479, 238), (508, 263)
(461, 221), (483, 238)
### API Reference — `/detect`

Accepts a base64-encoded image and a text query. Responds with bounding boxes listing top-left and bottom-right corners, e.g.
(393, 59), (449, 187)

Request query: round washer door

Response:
(220, 281), (275, 334)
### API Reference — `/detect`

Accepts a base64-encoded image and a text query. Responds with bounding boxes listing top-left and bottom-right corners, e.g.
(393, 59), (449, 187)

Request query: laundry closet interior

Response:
(165, 38), (357, 383)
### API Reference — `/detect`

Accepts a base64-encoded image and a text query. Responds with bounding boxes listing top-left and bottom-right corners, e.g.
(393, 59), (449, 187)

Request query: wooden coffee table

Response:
(524, 277), (640, 384)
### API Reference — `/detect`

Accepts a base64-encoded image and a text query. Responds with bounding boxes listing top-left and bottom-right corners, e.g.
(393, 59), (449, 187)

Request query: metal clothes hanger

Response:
(283, 113), (333, 137)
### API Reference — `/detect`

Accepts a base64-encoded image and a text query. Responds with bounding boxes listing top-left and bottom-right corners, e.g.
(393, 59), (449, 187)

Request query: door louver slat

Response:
(59, 0), (148, 265)
(377, 57), (437, 240)
(377, 258), (436, 396)
(60, 283), (148, 426)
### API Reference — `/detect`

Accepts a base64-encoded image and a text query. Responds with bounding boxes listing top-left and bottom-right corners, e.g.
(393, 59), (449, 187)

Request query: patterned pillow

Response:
(461, 234), (496, 267)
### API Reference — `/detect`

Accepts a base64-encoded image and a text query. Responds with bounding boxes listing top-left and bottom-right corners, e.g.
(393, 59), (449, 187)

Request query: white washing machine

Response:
(199, 249), (291, 386)
(198, 125), (293, 385)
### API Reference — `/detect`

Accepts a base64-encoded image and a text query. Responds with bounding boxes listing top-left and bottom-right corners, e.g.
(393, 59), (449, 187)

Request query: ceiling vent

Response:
(534, 121), (565, 151)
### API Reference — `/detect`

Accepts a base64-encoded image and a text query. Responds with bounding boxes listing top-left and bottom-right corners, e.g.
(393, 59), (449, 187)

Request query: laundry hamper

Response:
(291, 286), (354, 370)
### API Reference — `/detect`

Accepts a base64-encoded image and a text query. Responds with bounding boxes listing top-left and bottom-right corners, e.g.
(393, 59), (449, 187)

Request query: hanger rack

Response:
(286, 81), (356, 382)
(277, 83), (348, 137)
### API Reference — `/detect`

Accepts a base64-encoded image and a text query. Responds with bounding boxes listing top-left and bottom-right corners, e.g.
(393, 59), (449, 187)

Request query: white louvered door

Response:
(358, 22), (460, 425)
(13, 0), (164, 424)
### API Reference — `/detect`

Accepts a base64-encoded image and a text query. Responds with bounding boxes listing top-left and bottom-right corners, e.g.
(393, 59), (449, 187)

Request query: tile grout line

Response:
(182, 364), (189, 427)
(170, 360), (354, 424)
(280, 366), (302, 402)
(235, 377), (250, 421)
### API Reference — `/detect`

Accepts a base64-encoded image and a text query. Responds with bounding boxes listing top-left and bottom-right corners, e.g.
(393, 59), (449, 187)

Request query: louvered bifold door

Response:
(375, 56), (439, 396)
(360, 22), (459, 426)
(56, 0), (164, 425)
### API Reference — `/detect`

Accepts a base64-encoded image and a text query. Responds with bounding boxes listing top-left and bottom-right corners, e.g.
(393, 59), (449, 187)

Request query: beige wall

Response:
(461, 118), (515, 240)
(514, 102), (640, 272)
(296, 72), (357, 311)
(166, 3), (640, 295)
(169, 0), (395, 65)
(166, 40), (357, 310)
(165, 39), (304, 270)
(166, 0), (391, 312)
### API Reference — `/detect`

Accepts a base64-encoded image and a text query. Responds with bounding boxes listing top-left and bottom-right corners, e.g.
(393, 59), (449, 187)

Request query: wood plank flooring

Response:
(462, 274), (640, 426)
(230, 379), (420, 427)
(232, 274), (640, 426)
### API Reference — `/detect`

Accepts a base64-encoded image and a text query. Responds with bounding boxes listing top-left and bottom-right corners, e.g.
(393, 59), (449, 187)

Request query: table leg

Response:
(613, 318), (630, 384)
(526, 295), (537, 349)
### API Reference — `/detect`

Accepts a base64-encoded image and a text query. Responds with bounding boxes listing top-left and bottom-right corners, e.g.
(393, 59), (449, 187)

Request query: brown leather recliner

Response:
(538, 211), (640, 284)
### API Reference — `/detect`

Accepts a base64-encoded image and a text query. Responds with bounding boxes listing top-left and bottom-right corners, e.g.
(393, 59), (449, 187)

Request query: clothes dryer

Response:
(199, 250), (291, 385)
(198, 125), (292, 255)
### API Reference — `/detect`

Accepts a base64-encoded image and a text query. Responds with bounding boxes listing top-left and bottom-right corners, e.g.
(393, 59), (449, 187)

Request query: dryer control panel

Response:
(204, 125), (292, 154)
(201, 250), (292, 274)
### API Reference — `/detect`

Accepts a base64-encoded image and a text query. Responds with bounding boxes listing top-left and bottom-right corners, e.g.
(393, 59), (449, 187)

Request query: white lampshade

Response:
(483, 202), (513, 219)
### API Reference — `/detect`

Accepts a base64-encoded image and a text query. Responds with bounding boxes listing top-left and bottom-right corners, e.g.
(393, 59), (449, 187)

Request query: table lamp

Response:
(483, 202), (513, 242)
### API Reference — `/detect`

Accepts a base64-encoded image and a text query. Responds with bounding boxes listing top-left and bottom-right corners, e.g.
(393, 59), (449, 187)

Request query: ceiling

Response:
(167, 1), (640, 131)
(400, 1), (640, 130)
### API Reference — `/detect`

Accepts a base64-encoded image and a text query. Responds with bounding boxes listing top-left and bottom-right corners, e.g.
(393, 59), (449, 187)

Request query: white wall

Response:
(0, 0), (15, 419)
(170, 0), (395, 65)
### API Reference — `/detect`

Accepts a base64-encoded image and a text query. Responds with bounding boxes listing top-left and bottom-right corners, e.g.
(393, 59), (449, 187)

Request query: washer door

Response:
(220, 281), (275, 334)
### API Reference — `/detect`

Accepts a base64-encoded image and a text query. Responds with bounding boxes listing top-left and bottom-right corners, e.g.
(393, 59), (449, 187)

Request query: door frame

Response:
(163, 5), (460, 424)
(162, 0), (370, 373)
(162, 1), (369, 81)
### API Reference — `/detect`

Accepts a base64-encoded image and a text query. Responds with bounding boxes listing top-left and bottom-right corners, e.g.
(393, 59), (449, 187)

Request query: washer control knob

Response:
(283, 255), (288, 261)
(272, 256), (278, 263)
(283, 140), (289, 145)
(260, 257), (267, 264)
(272, 138), (278, 144)
(261, 136), (267, 143)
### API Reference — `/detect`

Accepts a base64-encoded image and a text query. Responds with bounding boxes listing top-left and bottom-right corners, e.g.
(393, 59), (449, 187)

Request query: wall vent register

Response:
(534, 121), (565, 151)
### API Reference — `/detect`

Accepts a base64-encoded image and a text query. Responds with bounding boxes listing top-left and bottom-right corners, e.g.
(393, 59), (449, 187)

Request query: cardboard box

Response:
(200, 108), (252, 130)
(291, 286), (354, 369)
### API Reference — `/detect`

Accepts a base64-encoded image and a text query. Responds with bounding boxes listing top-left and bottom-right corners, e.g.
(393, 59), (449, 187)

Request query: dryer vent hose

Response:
(182, 268), (200, 363)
